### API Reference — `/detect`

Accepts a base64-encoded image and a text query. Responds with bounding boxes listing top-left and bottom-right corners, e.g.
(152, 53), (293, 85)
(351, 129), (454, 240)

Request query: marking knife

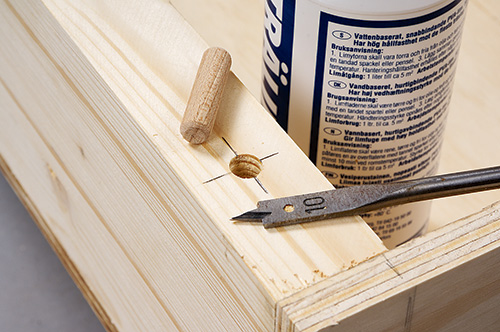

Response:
(232, 166), (500, 228)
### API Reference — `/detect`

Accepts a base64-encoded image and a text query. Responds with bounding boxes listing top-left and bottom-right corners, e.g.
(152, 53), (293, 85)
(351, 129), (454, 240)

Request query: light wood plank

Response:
(39, 0), (384, 295)
(432, 0), (500, 229)
(3, 0), (499, 331)
(278, 200), (500, 331)
(172, 0), (500, 232)
(170, 0), (265, 97)
(0, 0), (385, 330)
(170, 2), (500, 330)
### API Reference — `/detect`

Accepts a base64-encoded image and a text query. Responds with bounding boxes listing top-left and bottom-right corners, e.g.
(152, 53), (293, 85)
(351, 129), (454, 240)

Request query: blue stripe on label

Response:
(309, 0), (463, 163)
(261, 0), (296, 131)
(326, 0), (462, 28)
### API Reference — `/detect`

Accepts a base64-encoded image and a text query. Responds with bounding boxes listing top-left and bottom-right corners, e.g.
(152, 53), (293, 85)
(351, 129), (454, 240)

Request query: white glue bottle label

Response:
(262, 0), (468, 248)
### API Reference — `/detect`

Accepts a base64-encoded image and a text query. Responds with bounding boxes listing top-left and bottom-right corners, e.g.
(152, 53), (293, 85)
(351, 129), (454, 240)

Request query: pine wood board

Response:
(2, 0), (499, 331)
(37, 0), (385, 294)
(431, 0), (500, 228)
(172, 0), (500, 231)
(0, 0), (385, 331)
(278, 200), (500, 331)
(170, 0), (265, 97)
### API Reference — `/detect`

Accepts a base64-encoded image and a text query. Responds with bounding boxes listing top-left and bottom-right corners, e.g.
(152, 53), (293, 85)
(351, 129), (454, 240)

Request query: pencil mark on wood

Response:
(222, 136), (237, 156)
(203, 172), (231, 184)
(260, 152), (279, 161)
(254, 177), (268, 194)
(383, 253), (402, 278)
(404, 287), (417, 332)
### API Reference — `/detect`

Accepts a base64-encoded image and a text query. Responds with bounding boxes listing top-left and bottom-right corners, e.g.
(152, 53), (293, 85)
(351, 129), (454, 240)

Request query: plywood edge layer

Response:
(277, 200), (500, 331)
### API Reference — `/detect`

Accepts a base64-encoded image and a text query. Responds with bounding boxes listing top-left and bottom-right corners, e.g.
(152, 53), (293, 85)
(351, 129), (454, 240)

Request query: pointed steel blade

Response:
(231, 209), (272, 222)
(231, 166), (500, 228)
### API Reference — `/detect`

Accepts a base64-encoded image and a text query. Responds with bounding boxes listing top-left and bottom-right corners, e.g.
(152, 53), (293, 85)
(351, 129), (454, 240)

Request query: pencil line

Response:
(382, 253), (402, 278)
(221, 137), (237, 155)
(203, 172), (230, 184)
(260, 152), (279, 162)
(254, 178), (268, 194)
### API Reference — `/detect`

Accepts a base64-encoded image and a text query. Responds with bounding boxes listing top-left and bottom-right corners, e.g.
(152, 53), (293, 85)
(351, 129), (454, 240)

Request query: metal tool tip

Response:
(231, 210), (271, 222)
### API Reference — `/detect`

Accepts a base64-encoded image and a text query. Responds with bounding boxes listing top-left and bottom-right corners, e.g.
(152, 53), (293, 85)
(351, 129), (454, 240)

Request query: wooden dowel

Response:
(180, 47), (232, 144)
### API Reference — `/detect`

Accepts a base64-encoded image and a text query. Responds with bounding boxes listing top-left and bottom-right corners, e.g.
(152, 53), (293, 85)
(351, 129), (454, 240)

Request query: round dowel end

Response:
(180, 122), (210, 145)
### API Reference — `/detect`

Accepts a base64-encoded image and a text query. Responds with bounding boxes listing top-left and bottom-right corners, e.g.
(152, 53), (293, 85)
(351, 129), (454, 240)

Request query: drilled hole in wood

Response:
(283, 204), (295, 213)
(229, 154), (262, 179)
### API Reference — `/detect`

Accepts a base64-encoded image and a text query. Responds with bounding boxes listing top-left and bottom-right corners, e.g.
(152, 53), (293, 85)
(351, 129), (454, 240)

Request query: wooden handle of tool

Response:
(180, 47), (232, 144)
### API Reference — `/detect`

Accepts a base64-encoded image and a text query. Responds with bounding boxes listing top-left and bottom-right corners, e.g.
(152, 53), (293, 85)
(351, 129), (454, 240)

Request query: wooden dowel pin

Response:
(180, 47), (232, 144)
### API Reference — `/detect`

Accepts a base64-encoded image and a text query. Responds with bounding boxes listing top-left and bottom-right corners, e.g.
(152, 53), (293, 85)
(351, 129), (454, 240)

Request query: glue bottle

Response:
(262, 0), (468, 248)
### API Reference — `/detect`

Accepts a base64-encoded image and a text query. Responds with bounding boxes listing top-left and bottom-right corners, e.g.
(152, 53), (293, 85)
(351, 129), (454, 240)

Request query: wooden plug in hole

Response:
(229, 154), (262, 179)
